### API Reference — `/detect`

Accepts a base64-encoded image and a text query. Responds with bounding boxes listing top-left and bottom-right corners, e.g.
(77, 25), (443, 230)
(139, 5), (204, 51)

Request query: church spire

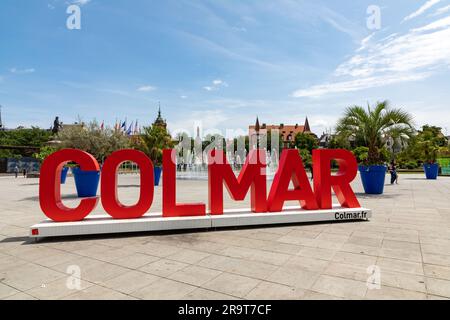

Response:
(0, 105), (3, 130)
(255, 116), (260, 132)
(304, 116), (311, 132)
(153, 103), (167, 129)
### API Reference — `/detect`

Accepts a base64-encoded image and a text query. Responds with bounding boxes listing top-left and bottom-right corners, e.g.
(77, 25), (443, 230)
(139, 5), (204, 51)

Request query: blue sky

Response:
(1, 0), (450, 137)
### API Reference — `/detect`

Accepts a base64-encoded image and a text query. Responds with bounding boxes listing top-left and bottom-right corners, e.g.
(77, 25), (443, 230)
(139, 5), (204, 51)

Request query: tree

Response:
(203, 134), (226, 151)
(415, 125), (447, 164)
(233, 135), (249, 153)
(0, 127), (52, 147)
(298, 149), (312, 168)
(33, 146), (57, 162)
(134, 125), (174, 167)
(352, 146), (369, 163)
(266, 129), (284, 153)
(56, 121), (130, 162)
(328, 134), (351, 150)
(0, 127), (52, 157)
(336, 101), (414, 165)
(294, 132), (318, 152)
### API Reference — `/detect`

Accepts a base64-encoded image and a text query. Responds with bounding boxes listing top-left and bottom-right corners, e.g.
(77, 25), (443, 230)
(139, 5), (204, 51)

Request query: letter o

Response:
(101, 149), (154, 219)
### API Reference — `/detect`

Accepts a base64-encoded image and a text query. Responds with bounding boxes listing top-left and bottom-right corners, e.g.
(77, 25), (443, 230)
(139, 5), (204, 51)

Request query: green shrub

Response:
(405, 161), (418, 169)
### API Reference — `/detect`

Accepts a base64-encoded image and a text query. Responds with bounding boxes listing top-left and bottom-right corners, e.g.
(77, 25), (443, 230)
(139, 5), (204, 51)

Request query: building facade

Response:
(249, 117), (313, 148)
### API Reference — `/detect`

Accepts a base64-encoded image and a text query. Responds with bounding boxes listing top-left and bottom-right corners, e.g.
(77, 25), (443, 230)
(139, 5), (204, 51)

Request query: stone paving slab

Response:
(0, 173), (450, 300)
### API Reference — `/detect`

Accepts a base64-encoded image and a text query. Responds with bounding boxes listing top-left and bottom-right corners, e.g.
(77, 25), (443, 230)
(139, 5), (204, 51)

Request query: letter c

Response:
(39, 149), (100, 222)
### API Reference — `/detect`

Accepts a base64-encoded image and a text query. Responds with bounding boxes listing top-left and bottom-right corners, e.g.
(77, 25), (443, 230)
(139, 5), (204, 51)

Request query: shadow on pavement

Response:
(354, 191), (399, 199)
(18, 194), (81, 202)
(15, 219), (371, 245)
(0, 236), (35, 245)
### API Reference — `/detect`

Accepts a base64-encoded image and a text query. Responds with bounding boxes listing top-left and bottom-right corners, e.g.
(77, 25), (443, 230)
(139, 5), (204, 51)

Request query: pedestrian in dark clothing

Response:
(22, 168), (27, 178)
(389, 161), (398, 184)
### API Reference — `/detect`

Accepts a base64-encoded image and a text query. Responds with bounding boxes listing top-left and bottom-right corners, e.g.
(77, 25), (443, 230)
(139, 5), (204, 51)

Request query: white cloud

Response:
(412, 14), (450, 31)
(292, 73), (430, 98)
(72, 0), (91, 6)
(168, 109), (229, 135)
(180, 95), (188, 99)
(403, 0), (441, 22)
(137, 85), (156, 92)
(10, 68), (35, 74)
(178, 31), (279, 69)
(356, 33), (375, 52)
(293, 14), (450, 98)
(431, 5), (450, 16)
(204, 79), (228, 91)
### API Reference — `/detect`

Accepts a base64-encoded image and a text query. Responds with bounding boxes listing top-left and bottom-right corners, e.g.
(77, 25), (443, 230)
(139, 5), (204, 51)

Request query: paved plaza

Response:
(0, 173), (450, 300)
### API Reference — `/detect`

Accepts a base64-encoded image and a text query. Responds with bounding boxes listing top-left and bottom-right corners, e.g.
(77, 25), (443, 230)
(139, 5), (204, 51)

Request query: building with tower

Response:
(153, 105), (167, 129)
(249, 117), (315, 148)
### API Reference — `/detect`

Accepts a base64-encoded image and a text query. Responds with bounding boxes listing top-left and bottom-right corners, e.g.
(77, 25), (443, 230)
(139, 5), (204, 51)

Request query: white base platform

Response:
(29, 205), (371, 238)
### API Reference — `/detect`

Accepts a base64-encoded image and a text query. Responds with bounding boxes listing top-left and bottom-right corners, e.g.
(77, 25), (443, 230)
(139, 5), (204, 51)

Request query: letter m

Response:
(208, 149), (267, 215)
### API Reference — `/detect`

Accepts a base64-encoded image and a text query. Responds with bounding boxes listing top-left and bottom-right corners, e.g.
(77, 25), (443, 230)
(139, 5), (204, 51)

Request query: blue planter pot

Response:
(72, 167), (100, 198)
(424, 163), (439, 180)
(60, 167), (69, 184)
(154, 167), (162, 186)
(359, 165), (387, 194)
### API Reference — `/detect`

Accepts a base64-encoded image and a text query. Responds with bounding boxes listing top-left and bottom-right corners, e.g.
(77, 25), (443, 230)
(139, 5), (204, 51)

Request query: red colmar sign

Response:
(39, 148), (361, 222)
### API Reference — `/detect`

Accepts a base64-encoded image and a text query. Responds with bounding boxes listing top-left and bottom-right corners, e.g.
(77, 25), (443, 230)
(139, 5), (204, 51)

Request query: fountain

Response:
(176, 146), (279, 181)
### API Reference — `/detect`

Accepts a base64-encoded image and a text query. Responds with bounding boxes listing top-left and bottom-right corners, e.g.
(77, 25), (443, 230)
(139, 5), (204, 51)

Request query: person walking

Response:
(13, 165), (19, 178)
(22, 168), (27, 178)
(389, 161), (398, 184)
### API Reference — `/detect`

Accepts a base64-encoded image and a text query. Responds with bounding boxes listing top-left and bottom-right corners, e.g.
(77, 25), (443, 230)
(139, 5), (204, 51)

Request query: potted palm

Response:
(416, 125), (445, 179)
(336, 101), (414, 194)
(134, 125), (174, 186)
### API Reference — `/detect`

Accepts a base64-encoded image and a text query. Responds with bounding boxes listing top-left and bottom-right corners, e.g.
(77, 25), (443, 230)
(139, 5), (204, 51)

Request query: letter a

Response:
(267, 149), (318, 211)
(66, 5), (81, 30)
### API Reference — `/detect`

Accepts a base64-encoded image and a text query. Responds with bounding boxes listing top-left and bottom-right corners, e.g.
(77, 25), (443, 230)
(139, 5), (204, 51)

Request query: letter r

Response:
(313, 149), (360, 209)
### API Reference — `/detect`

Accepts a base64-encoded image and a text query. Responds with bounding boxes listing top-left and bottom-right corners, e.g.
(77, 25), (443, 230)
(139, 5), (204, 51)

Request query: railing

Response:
(437, 158), (450, 176)
(117, 161), (140, 174)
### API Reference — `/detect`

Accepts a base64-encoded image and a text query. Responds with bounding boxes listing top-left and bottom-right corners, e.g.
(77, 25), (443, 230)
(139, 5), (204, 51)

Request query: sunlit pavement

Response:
(0, 173), (449, 300)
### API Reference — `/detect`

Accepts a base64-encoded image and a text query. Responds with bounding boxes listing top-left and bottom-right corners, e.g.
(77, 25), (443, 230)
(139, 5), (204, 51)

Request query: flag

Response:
(100, 121), (104, 130)
(134, 120), (139, 134)
(126, 121), (133, 136)
(114, 119), (119, 131)
(121, 120), (127, 131)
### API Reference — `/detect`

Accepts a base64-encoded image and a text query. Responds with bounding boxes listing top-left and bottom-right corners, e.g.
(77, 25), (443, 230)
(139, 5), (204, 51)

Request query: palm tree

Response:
(336, 101), (414, 165)
(134, 125), (174, 167)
